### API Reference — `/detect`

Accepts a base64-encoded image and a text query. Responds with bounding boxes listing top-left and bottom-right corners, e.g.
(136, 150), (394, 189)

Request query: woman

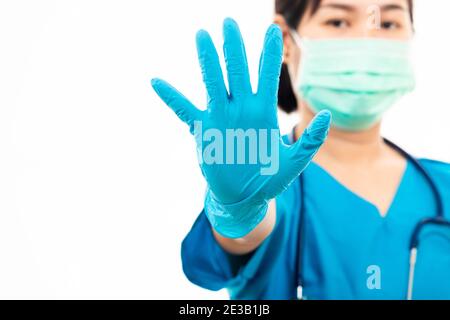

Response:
(151, 0), (450, 299)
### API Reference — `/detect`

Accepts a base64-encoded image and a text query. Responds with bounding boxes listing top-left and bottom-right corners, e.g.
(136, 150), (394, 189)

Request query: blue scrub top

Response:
(181, 136), (450, 300)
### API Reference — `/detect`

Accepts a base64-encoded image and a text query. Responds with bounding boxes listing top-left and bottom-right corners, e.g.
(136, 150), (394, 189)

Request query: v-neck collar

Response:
(306, 159), (411, 220)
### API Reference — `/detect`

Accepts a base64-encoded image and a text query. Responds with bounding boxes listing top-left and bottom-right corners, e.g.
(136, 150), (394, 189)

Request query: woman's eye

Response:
(381, 21), (400, 30)
(325, 19), (349, 29)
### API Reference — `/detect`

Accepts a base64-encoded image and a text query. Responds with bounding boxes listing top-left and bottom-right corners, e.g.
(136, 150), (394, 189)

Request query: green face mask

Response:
(293, 36), (416, 131)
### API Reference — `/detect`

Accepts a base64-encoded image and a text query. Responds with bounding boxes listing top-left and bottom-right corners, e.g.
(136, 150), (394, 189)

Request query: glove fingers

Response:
(196, 29), (228, 107)
(151, 78), (203, 131)
(223, 18), (252, 98)
(257, 24), (283, 108)
(290, 110), (332, 170)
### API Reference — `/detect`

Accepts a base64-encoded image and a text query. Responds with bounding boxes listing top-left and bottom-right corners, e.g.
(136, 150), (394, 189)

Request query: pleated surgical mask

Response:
(291, 32), (416, 131)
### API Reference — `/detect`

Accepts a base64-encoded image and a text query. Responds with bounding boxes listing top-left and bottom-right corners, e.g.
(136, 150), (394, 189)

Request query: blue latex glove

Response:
(151, 18), (331, 238)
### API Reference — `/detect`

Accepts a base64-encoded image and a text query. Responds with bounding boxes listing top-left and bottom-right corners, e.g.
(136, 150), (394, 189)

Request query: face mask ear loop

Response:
(290, 29), (303, 50)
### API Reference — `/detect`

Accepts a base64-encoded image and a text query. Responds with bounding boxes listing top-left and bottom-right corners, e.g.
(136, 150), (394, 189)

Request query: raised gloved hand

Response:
(151, 18), (331, 238)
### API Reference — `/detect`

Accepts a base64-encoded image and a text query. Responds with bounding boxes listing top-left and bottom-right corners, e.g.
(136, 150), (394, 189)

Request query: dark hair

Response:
(275, 0), (414, 113)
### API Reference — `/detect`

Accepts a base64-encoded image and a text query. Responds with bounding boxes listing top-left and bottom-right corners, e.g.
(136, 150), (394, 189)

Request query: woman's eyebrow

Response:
(318, 3), (407, 13)
(319, 3), (356, 12)
(381, 4), (407, 12)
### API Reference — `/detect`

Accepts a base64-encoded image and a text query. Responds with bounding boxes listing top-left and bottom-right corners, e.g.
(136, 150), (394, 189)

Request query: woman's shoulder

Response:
(418, 158), (450, 171)
(417, 158), (450, 182)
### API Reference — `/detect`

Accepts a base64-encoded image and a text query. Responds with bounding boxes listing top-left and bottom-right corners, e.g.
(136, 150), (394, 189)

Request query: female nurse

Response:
(151, 0), (450, 299)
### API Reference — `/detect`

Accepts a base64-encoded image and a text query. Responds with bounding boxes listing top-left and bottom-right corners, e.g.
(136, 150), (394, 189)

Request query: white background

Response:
(0, 0), (449, 299)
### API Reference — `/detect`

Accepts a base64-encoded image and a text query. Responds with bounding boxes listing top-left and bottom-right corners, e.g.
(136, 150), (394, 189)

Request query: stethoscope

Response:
(289, 129), (450, 300)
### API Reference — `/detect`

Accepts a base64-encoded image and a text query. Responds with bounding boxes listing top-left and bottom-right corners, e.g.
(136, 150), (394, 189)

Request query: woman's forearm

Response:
(212, 200), (276, 255)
